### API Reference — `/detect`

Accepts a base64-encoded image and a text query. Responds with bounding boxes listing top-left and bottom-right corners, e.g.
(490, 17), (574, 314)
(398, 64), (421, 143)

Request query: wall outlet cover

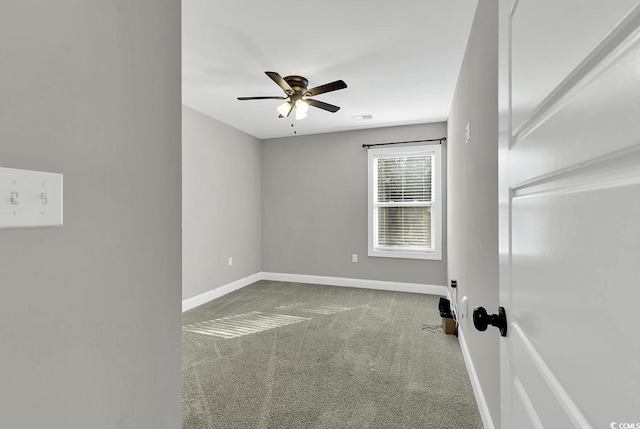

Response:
(460, 296), (468, 320)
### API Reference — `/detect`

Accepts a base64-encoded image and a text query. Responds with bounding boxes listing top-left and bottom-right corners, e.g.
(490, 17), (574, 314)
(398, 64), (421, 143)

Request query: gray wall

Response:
(262, 124), (447, 286)
(447, 0), (500, 427)
(0, 2), (182, 428)
(182, 106), (262, 300)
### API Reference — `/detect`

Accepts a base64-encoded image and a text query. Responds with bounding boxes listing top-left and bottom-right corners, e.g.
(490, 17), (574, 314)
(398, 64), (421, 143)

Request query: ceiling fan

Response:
(237, 71), (347, 120)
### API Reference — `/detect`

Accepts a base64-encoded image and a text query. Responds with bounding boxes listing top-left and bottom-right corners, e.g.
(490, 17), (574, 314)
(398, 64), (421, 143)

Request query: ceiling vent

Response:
(351, 114), (373, 121)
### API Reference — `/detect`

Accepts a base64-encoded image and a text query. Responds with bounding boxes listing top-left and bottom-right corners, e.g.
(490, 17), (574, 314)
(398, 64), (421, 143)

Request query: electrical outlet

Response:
(228, 257), (233, 266)
(352, 254), (358, 263)
(460, 296), (468, 320)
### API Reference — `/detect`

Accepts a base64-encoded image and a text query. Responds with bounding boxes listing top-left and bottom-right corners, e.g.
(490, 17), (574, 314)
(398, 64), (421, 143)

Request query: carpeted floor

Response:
(182, 280), (483, 429)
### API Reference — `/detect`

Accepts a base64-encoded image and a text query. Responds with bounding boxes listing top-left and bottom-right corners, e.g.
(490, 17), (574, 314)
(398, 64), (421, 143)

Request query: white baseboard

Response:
(182, 272), (262, 312)
(458, 325), (496, 429)
(183, 272), (448, 312)
(261, 272), (448, 296)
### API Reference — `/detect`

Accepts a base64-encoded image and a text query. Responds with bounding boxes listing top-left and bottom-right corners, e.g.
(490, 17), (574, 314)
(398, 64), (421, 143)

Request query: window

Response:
(368, 145), (442, 260)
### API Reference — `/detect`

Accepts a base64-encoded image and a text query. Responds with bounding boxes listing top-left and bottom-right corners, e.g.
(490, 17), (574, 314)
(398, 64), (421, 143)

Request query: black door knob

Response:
(473, 306), (507, 337)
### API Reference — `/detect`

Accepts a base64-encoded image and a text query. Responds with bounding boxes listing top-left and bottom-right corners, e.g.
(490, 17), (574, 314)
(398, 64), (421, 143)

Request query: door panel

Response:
(509, 331), (578, 428)
(512, 378), (544, 429)
(510, 30), (640, 187)
(499, 1), (640, 428)
(511, 184), (640, 427)
(511, 0), (639, 132)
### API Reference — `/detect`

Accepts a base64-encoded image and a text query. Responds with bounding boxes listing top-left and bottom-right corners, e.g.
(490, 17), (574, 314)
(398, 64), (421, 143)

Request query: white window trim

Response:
(367, 144), (442, 261)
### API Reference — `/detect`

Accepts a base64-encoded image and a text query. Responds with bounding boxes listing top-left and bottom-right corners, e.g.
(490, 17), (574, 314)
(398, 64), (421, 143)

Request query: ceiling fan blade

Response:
(277, 101), (294, 118)
(305, 80), (347, 97)
(306, 98), (340, 113)
(265, 71), (295, 95)
(237, 96), (287, 100)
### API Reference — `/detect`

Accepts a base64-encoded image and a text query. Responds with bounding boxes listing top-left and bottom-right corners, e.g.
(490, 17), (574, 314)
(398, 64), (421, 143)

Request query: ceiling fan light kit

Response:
(277, 102), (292, 117)
(238, 71), (347, 120)
(295, 99), (309, 114)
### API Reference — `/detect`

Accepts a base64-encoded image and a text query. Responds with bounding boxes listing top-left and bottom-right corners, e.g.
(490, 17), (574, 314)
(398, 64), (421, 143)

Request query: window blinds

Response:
(375, 155), (432, 250)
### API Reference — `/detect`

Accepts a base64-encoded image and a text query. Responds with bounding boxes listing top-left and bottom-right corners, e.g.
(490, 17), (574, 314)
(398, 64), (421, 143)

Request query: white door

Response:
(497, 1), (640, 427)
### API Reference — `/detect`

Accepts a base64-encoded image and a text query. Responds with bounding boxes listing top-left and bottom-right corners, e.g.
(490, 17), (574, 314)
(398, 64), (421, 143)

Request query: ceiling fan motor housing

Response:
(283, 76), (309, 95)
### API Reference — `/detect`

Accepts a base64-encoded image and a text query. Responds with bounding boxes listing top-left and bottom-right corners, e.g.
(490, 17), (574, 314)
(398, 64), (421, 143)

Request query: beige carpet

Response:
(182, 280), (483, 428)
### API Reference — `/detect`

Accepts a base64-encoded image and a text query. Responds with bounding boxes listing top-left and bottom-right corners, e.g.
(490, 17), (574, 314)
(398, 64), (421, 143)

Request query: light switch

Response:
(1, 167), (63, 228)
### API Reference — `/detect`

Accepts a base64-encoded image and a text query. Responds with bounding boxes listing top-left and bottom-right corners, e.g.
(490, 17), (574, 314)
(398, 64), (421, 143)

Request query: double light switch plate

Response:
(0, 167), (63, 228)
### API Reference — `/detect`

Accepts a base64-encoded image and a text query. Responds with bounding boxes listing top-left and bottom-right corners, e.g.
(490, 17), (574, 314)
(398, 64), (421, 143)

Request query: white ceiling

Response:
(182, 1), (479, 140)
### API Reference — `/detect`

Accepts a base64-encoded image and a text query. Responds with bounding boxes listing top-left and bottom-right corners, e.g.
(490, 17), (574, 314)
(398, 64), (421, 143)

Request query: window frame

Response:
(367, 144), (442, 260)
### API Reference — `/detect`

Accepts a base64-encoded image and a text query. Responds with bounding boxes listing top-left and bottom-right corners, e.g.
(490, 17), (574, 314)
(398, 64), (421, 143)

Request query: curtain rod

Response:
(362, 137), (446, 149)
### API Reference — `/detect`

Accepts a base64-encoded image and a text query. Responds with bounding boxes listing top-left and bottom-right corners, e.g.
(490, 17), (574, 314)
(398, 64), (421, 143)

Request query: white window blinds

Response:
(368, 144), (441, 260)
(375, 155), (432, 250)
